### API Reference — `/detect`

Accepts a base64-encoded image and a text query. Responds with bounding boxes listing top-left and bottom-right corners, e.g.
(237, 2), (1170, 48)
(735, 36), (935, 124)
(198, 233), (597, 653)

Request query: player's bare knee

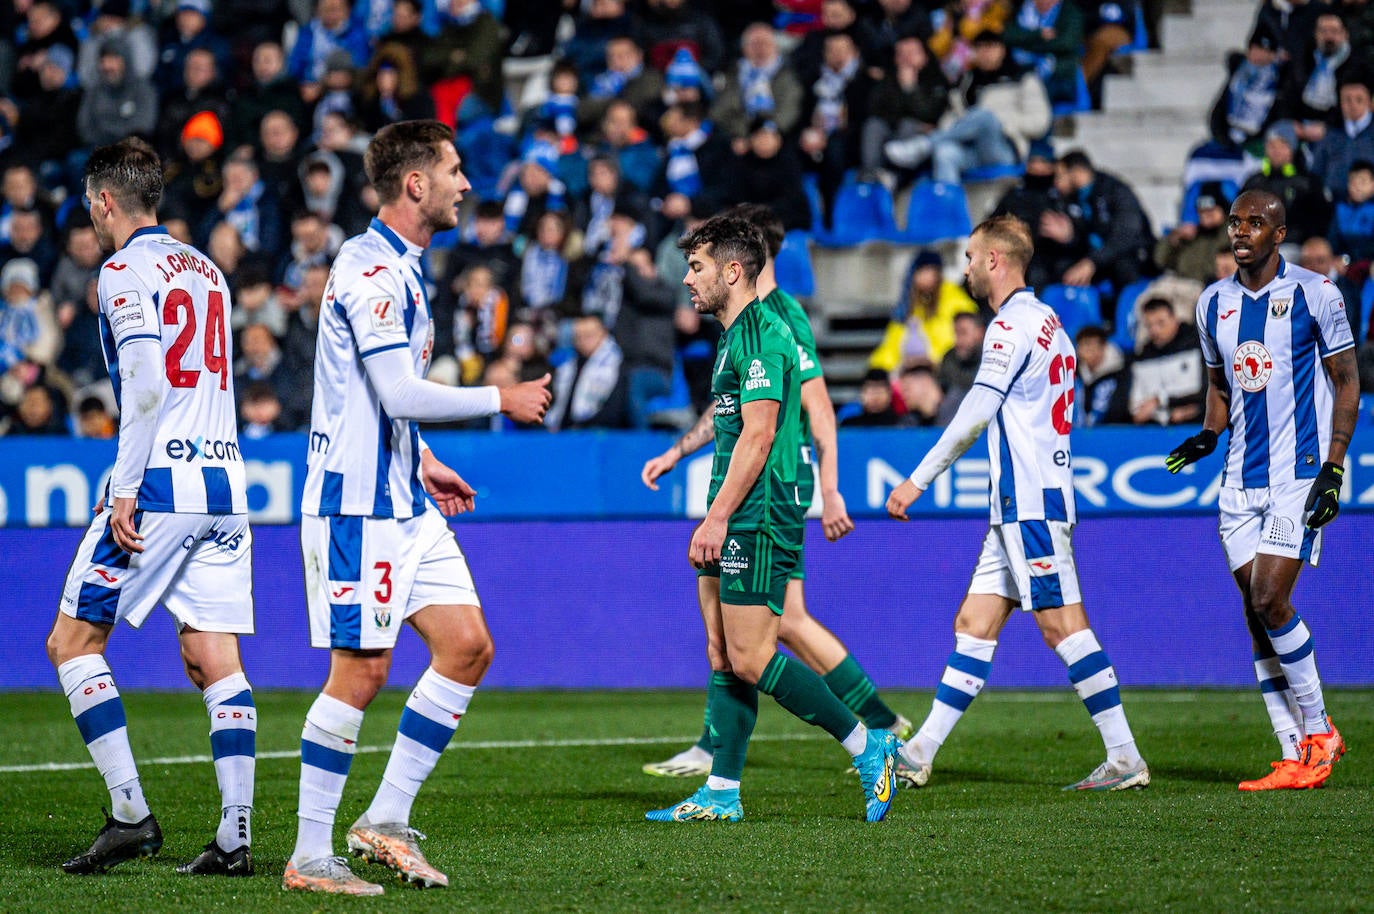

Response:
(724, 646), (770, 684)
(1247, 587), (1294, 630)
(953, 614), (999, 642)
(46, 618), (106, 668)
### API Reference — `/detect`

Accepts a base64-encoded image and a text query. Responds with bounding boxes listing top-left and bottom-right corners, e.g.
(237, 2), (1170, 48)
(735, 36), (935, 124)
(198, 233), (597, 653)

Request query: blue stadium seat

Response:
(643, 350), (693, 419)
(1178, 178), (1240, 225)
(962, 162), (1025, 183)
(775, 230), (816, 297)
(1052, 66), (1092, 117)
(1041, 284), (1102, 342)
(1110, 278), (1152, 351)
(814, 173), (896, 247)
(887, 180), (972, 245)
(802, 172), (825, 235)
(1361, 278), (1374, 343)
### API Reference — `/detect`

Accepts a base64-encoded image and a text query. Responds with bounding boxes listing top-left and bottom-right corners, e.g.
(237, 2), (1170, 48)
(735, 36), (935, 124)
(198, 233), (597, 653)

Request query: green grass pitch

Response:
(1, 689), (1370, 913)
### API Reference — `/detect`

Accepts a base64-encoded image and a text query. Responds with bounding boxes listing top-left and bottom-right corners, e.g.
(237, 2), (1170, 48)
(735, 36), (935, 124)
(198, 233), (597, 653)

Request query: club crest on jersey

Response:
(744, 358), (770, 391)
(1269, 297), (1290, 318)
(368, 296), (399, 331)
(1232, 341), (1273, 392)
(373, 607), (392, 629)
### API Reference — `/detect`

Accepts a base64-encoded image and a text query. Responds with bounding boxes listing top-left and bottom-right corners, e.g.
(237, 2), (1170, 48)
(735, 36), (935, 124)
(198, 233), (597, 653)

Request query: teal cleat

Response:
(853, 730), (899, 822)
(645, 786), (743, 823)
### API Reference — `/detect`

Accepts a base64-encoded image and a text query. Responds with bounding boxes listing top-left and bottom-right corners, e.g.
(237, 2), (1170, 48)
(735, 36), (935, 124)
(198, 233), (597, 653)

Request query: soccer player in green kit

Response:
(641, 205), (910, 780)
(645, 213), (899, 823)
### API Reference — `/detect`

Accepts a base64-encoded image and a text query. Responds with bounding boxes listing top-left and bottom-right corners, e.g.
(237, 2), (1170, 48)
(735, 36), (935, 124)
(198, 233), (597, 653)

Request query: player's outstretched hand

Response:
(1304, 461), (1344, 529)
(109, 496), (145, 554)
(641, 448), (680, 491)
(821, 490), (854, 541)
(500, 373), (553, 424)
(885, 480), (923, 521)
(422, 454), (477, 516)
(1165, 428), (1218, 474)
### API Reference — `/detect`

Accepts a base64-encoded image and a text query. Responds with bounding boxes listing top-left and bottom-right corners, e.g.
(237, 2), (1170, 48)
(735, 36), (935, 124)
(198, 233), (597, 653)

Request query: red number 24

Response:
(163, 289), (228, 390)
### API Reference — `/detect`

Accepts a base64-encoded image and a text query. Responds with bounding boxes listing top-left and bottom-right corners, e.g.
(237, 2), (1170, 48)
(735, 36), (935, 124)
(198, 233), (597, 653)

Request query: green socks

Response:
(694, 675), (715, 752)
(757, 653), (859, 742)
(823, 654), (898, 730)
(706, 671), (757, 781)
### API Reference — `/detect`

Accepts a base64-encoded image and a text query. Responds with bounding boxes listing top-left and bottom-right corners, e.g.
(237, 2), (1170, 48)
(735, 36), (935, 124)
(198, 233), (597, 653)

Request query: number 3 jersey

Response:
(302, 218), (435, 519)
(1196, 259), (1354, 490)
(98, 226), (245, 514)
(974, 289), (1077, 526)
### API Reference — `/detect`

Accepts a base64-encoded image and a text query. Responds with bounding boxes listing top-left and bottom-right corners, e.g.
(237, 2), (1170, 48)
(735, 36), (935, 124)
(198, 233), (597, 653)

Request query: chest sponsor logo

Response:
(714, 393), (738, 416)
(1232, 341), (1273, 393)
(744, 358), (770, 391)
(369, 296), (399, 332)
(1270, 297), (1290, 319)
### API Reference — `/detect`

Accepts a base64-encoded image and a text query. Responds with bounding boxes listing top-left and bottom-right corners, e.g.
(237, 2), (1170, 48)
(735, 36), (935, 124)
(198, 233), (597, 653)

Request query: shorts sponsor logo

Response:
(1232, 341), (1273, 393)
(200, 528), (244, 552)
(165, 436), (241, 462)
(369, 296), (399, 331)
(720, 538), (750, 575)
(332, 585), (354, 599)
(1028, 559), (1054, 572)
(744, 359), (770, 391)
(1263, 515), (1298, 549)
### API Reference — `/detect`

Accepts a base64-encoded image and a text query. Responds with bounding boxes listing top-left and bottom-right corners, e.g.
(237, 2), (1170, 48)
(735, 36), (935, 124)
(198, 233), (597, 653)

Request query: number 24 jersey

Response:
(97, 226), (245, 514)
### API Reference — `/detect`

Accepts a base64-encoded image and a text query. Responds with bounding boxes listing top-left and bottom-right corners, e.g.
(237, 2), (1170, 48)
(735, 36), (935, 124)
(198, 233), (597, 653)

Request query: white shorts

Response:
(968, 519), (1083, 612)
(301, 507), (480, 650)
(1218, 478), (1322, 572)
(59, 510), (254, 633)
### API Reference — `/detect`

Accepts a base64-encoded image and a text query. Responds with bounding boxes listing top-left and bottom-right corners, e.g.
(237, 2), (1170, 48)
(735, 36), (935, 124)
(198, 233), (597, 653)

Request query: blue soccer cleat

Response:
(853, 730), (899, 822)
(645, 785), (743, 822)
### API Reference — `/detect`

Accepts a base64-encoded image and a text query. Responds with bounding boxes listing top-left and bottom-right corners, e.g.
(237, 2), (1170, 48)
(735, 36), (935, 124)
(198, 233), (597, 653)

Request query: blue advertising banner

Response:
(2, 515), (1371, 690)
(2, 427), (1372, 527)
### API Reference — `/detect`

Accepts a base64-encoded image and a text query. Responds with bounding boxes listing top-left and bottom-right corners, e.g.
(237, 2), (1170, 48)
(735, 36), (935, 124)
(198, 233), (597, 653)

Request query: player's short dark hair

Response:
(365, 119), (455, 204)
(1232, 188), (1287, 226)
(1075, 325), (1108, 344)
(1140, 297), (1174, 316)
(242, 380), (280, 404)
(726, 203), (785, 259)
(953, 310), (985, 328)
(1348, 159), (1374, 178)
(77, 395), (108, 414)
(899, 362), (936, 379)
(84, 137), (162, 216)
(863, 367), (890, 385)
(1058, 149), (1093, 172)
(971, 213), (1034, 270)
(677, 213), (767, 283)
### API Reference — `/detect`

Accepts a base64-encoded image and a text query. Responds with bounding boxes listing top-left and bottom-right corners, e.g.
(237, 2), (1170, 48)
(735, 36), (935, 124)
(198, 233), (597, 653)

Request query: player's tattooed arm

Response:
(1323, 347), (1359, 465)
(674, 406), (717, 457)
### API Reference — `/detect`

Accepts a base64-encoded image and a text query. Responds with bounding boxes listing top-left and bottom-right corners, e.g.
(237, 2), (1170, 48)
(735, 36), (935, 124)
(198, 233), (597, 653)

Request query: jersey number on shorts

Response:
(164, 289), (229, 390)
(1048, 353), (1076, 435)
(373, 561), (393, 604)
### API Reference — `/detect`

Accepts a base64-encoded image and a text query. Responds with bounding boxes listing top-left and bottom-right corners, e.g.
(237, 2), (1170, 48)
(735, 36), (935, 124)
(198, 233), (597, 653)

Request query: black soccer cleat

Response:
(175, 841), (253, 876)
(61, 811), (163, 875)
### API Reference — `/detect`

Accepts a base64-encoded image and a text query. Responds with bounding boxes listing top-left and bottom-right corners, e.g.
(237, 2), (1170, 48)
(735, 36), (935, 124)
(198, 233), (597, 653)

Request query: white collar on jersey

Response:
(368, 217), (424, 263)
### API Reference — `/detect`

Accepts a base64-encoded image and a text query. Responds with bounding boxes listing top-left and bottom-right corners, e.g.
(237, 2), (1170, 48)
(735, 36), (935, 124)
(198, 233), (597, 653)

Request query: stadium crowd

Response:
(0, 0), (1371, 439)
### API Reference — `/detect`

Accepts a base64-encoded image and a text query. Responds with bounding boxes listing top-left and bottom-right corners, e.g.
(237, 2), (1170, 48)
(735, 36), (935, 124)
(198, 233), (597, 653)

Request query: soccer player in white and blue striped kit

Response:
(886, 215), (1149, 791)
(283, 121), (551, 896)
(46, 138), (257, 876)
(1167, 190), (1358, 790)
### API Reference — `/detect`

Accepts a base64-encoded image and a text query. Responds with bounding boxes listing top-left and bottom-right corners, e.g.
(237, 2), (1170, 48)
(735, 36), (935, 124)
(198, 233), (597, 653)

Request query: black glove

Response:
(1165, 428), (1218, 474)
(1304, 461), (1344, 529)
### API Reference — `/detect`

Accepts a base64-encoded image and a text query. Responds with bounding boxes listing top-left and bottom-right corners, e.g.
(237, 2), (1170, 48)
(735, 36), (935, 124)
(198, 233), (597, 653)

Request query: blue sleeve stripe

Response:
(972, 381), (1008, 397)
(116, 333), (162, 347)
(360, 342), (409, 358)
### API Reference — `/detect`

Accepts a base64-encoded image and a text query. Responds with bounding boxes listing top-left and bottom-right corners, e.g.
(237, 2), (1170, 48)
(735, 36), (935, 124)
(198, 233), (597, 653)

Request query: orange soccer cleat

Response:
(1239, 721), (1346, 791)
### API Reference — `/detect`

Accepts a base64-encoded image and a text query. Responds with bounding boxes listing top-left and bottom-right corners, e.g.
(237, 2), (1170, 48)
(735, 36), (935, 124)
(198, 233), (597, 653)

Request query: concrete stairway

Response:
(1088, 0), (1256, 230)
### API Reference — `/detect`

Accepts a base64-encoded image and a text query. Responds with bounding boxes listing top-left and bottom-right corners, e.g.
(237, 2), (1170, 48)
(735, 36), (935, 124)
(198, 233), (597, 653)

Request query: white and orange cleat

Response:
(282, 856), (385, 895)
(347, 822), (448, 888)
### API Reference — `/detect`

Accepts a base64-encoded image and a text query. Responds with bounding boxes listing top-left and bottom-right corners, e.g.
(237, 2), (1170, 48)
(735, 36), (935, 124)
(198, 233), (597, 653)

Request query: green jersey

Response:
(707, 299), (805, 548)
(759, 287), (823, 442)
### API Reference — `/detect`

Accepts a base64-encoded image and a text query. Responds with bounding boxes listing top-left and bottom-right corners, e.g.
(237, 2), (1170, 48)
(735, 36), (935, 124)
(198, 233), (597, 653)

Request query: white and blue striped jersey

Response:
(973, 289), (1078, 525)
(302, 218), (436, 519)
(98, 226), (245, 514)
(1196, 259), (1355, 489)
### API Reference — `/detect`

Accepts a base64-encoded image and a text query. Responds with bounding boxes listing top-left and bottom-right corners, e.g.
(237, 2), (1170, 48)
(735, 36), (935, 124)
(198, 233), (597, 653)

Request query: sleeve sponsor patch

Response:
(744, 358), (771, 390)
(981, 339), (1016, 375)
(798, 345), (816, 373)
(368, 295), (400, 332)
(106, 289), (148, 340)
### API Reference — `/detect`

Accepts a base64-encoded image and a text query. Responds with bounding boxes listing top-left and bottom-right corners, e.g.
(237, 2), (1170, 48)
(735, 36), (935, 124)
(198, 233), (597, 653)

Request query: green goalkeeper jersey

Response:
(706, 299), (805, 549)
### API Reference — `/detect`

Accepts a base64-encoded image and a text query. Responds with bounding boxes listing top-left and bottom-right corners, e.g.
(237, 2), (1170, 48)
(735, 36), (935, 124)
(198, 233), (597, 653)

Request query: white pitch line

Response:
(0, 732), (824, 775)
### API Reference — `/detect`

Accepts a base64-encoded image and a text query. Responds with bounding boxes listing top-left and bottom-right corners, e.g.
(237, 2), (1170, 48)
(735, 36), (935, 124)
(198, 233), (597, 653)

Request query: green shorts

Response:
(698, 530), (800, 615)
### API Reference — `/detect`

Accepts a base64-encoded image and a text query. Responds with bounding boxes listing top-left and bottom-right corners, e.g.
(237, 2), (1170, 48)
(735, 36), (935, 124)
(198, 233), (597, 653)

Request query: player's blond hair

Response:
(972, 214), (1034, 270)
